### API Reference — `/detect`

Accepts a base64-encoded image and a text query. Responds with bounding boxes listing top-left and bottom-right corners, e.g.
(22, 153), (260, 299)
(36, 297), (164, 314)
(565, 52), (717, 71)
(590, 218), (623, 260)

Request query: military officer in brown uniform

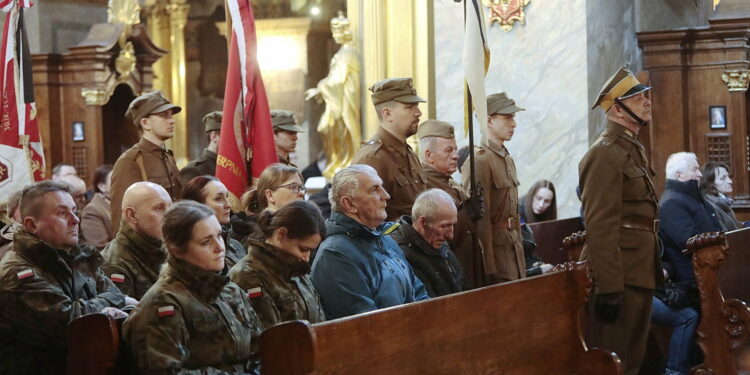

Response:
(417, 120), (484, 289)
(272, 110), (305, 167)
(461, 93), (525, 285)
(579, 66), (661, 375)
(180, 111), (222, 185)
(351, 78), (427, 221)
(110, 91), (183, 233)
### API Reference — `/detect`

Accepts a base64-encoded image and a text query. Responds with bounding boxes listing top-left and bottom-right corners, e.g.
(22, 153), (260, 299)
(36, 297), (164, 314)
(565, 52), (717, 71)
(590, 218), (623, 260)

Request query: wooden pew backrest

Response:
(687, 231), (750, 375)
(719, 227), (750, 302)
(68, 313), (120, 375)
(528, 217), (584, 264)
(260, 261), (622, 375)
(562, 230), (586, 262)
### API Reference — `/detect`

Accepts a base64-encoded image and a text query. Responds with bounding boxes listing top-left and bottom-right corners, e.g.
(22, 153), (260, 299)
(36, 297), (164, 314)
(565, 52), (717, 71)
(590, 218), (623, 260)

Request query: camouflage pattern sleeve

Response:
(101, 263), (135, 298)
(230, 269), (280, 328)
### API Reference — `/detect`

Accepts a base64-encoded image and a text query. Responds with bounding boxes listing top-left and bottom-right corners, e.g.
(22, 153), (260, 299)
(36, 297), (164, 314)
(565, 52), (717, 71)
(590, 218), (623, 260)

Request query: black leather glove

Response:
(464, 182), (485, 222)
(594, 292), (623, 323)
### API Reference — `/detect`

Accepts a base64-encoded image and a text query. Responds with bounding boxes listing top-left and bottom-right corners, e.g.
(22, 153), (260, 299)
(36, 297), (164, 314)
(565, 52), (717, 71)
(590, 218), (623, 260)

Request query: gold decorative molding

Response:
(107, 0), (140, 25)
(484, 0), (530, 32)
(722, 69), (750, 92)
(81, 88), (110, 106)
(115, 41), (136, 81)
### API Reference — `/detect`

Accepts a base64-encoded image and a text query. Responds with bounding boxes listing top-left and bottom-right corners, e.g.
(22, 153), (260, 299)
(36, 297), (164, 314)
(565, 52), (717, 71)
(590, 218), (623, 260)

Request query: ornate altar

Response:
(637, 0), (750, 218)
(32, 4), (165, 181)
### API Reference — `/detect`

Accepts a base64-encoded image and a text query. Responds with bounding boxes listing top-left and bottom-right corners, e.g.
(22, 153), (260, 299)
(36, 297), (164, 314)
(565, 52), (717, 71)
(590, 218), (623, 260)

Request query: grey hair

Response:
(412, 188), (455, 222)
(329, 164), (379, 213)
(418, 136), (439, 161)
(665, 152), (697, 180)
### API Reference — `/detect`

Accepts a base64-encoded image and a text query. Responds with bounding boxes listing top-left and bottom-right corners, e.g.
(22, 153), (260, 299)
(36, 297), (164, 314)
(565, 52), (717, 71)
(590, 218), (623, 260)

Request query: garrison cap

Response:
(369, 78), (426, 105)
(417, 120), (455, 140)
(271, 110), (305, 133)
(126, 91), (182, 127)
(592, 65), (651, 111)
(487, 92), (525, 115)
(203, 111), (222, 133)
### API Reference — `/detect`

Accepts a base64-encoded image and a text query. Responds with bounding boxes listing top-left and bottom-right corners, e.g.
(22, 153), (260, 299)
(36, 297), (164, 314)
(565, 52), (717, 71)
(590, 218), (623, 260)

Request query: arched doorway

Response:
(102, 84), (138, 164)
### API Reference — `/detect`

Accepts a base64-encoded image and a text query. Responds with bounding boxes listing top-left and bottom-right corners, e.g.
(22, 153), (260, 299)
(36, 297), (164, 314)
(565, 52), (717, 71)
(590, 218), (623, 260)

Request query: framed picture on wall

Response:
(72, 121), (85, 141)
(709, 106), (727, 130)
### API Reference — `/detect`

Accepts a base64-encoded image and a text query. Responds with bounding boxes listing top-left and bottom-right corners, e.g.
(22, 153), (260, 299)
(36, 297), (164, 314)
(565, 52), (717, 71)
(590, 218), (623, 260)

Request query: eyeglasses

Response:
(274, 182), (305, 193)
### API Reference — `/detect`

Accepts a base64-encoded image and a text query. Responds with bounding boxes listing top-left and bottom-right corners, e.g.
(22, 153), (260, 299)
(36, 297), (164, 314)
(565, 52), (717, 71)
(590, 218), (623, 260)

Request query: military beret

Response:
(369, 78), (426, 106)
(126, 91), (181, 127)
(592, 65), (651, 111)
(487, 92), (525, 115)
(417, 120), (455, 140)
(271, 110), (305, 133)
(202, 111), (222, 133)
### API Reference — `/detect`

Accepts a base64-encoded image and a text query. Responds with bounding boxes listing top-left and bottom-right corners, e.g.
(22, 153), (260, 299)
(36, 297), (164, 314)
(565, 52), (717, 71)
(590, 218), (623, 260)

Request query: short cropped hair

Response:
(412, 188), (455, 222)
(329, 164), (378, 213)
(19, 180), (71, 219)
(374, 101), (396, 121)
(52, 163), (74, 178)
(665, 152), (697, 180)
(418, 136), (439, 160)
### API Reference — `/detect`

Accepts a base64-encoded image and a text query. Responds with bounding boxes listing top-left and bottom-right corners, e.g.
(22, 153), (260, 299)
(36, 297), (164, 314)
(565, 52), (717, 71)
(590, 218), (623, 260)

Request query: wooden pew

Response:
(68, 313), (131, 375)
(562, 230), (586, 262)
(685, 230), (750, 375)
(260, 261), (623, 375)
(528, 217), (584, 265)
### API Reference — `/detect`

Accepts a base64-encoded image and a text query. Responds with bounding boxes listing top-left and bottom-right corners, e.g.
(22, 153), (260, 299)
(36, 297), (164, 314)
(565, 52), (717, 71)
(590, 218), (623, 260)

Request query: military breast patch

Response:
(247, 287), (263, 299)
(110, 274), (125, 283)
(16, 269), (33, 280)
(158, 305), (175, 318)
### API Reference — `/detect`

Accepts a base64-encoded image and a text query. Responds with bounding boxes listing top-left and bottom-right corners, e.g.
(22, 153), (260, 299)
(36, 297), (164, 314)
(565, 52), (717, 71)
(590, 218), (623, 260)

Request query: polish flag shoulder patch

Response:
(110, 274), (125, 283)
(17, 269), (34, 280)
(247, 287), (263, 299)
(157, 305), (176, 318)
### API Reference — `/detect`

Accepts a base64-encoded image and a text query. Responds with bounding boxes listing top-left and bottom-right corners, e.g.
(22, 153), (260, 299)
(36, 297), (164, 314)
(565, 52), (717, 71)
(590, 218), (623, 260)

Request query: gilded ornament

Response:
(81, 88), (109, 106)
(115, 41), (136, 81)
(722, 70), (750, 92)
(484, 0), (530, 32)
(108, 0), (140, 25)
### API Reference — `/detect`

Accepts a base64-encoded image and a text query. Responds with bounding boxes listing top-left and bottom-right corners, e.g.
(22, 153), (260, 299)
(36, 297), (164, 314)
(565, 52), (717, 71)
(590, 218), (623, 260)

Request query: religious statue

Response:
(305, 11), (361, 180)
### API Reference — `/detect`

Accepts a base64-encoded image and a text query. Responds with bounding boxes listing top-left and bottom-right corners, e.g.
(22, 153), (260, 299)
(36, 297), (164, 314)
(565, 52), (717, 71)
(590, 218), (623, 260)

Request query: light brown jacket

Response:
(80, 193), (113, 250)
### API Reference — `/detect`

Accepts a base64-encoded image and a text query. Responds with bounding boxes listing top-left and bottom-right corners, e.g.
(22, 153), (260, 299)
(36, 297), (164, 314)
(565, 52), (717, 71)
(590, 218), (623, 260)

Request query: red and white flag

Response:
(0, 0), (44, 202)
(216, 0), (277, 201)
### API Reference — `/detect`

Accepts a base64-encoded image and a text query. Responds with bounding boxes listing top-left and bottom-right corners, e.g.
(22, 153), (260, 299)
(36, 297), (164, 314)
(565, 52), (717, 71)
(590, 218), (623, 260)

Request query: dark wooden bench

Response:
(67, 313), (131, 375)
(685, 229), (750, 374)
(260, 261), (622, 375)
(528, 217), (584, 265)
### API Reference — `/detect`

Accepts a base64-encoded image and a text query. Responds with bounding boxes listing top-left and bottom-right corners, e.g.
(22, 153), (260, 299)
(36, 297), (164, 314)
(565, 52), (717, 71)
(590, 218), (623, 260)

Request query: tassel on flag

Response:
(0, 0), (45, 202)
(216, 0), (277, 203)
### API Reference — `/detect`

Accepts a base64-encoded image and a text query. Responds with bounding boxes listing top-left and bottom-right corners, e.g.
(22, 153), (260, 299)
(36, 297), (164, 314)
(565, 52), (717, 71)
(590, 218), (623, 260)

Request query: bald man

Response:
(60, 174), (87, 211)
(101, 182), (172, 299)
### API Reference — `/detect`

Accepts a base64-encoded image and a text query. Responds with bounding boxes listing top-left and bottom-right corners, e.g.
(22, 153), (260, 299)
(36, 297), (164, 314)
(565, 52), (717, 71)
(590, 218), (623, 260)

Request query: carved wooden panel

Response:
(72, 145), (88, 182)
(706, 132), (732, 170)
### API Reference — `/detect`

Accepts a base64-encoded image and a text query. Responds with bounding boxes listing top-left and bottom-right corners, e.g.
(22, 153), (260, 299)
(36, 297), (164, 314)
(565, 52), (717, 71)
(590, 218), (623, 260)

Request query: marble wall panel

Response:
(434, 0), (589, 219)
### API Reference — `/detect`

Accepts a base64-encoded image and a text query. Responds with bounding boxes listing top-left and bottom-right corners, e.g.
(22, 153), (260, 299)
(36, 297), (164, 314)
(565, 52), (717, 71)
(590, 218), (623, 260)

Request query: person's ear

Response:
(264, 189), (275, 205)
(124, 206), (138, 226)
(341, 196), (356, 214)
(382, 107), (392, 122)
(416, 215), (427, 229)
(23, 216), (37, 233)
(140, 117), (150, 132)
(424, 149), (432, 163)
(276, 227), (288, 242)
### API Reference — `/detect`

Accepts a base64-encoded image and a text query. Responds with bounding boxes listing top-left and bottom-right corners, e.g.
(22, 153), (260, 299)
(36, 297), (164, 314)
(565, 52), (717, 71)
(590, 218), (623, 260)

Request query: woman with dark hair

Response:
(229, 200), (326, 327)
(183, 175), (247, 267)
(519, 179), (557, 224)
(231, 163), (305, 245)
(80, 164), (114, 249)
(123, 201), (263, 374)
(700, 162), (741, 231)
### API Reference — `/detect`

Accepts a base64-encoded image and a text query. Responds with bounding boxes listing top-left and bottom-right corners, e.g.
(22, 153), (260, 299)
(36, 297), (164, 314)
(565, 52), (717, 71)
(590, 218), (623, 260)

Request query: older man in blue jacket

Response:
(312, 164), (429, 319)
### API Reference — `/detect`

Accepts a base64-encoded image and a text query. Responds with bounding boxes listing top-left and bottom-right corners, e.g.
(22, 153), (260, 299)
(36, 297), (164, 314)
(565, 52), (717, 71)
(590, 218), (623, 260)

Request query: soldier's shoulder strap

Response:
(134, 151), (148, 182)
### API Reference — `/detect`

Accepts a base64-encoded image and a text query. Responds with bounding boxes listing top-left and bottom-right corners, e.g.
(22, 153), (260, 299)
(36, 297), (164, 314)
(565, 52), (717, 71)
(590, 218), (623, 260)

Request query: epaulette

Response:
(363, 140), (382, 146)
(596, 131), (616, 147)
(474, 146), (486, 154)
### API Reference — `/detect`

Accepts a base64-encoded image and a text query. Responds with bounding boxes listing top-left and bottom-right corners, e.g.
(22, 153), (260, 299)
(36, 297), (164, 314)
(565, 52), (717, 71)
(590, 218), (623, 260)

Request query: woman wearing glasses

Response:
(230, 200), (326, 327)
(183, 175), (247, 268)
(232, 163), (306, 245)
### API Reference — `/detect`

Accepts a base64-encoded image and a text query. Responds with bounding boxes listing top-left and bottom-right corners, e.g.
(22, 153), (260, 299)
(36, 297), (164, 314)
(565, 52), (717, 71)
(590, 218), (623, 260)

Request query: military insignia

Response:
(157, 305), (176, 318)
(16, 269), (33, 280)
(110, 274), (125, 283)
(247, 287), (263, 299)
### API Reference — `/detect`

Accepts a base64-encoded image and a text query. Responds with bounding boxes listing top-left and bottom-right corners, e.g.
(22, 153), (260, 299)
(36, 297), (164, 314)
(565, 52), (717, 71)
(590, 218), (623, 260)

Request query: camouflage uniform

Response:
(123, 255), (263, 374)
(229, 240), (325, 328)
(223, 226), (248, 269)
(101, 222), (167, 300)
(0, 230), (126, 374)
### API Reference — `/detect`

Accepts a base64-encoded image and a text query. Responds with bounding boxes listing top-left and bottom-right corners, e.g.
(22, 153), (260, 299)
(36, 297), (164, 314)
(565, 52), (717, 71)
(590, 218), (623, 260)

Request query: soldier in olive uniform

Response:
(110, 91), (183, 234)
(579, 66), (661, 375)
(351, 78), (428, 221)
(272, 110), (305, 167)
(124, 201), (263, 373)
(0, 181), (131, 374)
(102, 182), (172, 300)
(461, 93), (526, 285)
(230, 201), (326, 327)
(180, 111), (222, 185)
(417, 120), (484, 289)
